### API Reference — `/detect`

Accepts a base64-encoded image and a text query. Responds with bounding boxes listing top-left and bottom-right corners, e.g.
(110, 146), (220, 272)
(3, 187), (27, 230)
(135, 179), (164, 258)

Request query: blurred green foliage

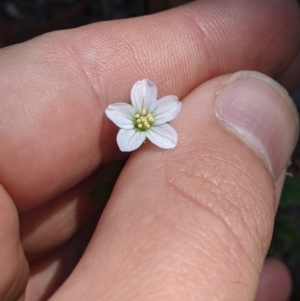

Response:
(280, 176), (300, 209)
(89, 158), (127, 210)
(269, 176), (300, 260)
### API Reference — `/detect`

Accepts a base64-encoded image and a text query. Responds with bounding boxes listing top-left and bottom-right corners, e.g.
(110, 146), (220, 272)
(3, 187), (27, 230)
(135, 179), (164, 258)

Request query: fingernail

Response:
(215, 71), (299, 180)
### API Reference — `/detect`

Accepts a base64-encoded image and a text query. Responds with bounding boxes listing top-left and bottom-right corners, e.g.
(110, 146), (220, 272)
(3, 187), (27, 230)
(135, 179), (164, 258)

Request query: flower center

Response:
(134, 108), (154, 131)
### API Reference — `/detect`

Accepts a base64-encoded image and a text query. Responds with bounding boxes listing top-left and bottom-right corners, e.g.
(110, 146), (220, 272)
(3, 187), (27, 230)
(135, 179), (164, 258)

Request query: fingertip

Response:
(255, 257), (292, 301)
(215, 71), (299, 181)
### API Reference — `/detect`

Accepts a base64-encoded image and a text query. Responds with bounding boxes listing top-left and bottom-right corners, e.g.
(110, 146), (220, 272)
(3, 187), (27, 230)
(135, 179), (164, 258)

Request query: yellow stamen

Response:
(135, 109), (154, 130)
(147, 113), (154, 122)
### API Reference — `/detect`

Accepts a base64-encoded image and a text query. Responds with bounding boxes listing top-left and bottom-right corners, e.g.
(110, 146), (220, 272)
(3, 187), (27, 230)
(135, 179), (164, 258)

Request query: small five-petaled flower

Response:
(105, 79), (182, 152)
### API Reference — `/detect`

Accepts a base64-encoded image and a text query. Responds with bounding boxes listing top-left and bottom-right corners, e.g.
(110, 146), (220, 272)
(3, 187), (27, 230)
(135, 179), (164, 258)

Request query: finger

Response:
(1, 0), (300, 211)
(24, 214), (99, 301)
(0, 185), (29, 301)
(255, 258), (292, 301)
(20, 160), (124, 260)
(47, 71), (299, 300)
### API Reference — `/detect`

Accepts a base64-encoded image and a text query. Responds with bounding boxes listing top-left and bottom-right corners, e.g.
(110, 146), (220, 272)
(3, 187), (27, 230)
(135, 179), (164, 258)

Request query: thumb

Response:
(48, 71), (298, 301)
(0, 185), (29, 301)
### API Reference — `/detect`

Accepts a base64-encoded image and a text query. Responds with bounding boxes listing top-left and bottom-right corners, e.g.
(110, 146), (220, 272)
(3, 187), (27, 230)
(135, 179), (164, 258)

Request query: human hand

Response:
(0, 0), (300, 300)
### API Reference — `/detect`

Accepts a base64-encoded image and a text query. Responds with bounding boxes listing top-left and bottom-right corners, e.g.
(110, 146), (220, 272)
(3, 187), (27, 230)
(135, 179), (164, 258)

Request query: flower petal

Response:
(152, 95), (182, 125)
(131, 79), (157, 113)
(117, 129), (146, 152)
(146, 123), (178, 149)
(105, 103), (135, 129)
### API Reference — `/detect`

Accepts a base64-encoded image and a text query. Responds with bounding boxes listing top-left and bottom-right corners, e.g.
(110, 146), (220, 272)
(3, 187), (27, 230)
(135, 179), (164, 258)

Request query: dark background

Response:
(0, 0), (193, 47)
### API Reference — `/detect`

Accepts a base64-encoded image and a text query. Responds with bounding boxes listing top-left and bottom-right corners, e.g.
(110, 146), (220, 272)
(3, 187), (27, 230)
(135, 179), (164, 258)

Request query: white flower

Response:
(105, 79), (182, 152)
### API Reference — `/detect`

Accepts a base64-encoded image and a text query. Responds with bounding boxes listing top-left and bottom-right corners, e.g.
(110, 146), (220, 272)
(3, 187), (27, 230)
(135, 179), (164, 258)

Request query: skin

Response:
(0, 0), (300, 300)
